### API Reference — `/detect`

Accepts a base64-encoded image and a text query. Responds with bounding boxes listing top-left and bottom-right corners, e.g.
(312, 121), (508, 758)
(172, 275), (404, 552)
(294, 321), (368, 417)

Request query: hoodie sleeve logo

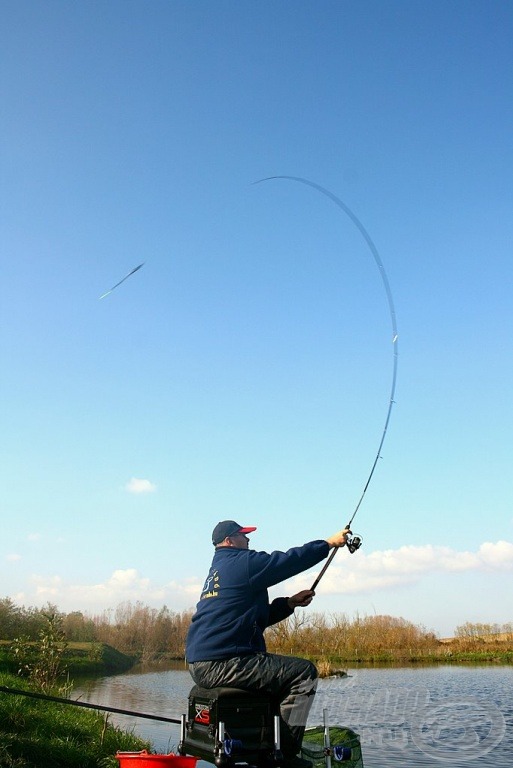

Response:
(200, 569), (220, 599)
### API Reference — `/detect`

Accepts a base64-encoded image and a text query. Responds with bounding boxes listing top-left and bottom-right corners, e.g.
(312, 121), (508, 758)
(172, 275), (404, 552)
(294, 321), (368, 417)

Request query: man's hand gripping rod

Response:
(310, 526), (362, 591)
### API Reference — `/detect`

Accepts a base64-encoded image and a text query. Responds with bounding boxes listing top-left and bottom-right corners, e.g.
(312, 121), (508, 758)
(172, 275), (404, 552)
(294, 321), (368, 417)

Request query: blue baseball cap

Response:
(212, 520), (257, 545)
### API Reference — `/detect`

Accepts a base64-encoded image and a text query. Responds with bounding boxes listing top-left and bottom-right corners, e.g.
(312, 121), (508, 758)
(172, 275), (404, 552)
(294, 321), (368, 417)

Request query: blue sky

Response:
(1, 1), (512, 637)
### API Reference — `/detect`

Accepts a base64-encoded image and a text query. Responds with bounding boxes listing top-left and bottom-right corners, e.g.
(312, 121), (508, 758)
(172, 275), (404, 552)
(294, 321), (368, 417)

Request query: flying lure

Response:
(99, 263), (145, 299)
(253, 176), (399, 588)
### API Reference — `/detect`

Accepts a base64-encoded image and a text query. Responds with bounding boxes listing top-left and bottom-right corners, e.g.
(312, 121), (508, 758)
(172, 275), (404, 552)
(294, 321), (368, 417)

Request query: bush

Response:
(10, 612), (70, 694)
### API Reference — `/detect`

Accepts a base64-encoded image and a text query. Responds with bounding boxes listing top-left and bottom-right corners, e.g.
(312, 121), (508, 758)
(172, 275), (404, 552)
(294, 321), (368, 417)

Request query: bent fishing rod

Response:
(254, 177), (399, 590)
(0, 684), (181, 724)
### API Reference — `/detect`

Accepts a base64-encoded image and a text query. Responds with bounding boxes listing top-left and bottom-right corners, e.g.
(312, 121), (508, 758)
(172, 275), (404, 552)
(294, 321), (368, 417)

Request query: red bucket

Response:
(115, 752), (198, 768)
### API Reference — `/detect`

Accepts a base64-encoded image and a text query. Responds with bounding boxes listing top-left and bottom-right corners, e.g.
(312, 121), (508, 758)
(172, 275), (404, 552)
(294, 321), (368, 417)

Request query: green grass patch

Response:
(0, 672), (150, 768)
(309, 646), (513, 670)
(65, 643), (136, 675)
(0, 642), (135, 677)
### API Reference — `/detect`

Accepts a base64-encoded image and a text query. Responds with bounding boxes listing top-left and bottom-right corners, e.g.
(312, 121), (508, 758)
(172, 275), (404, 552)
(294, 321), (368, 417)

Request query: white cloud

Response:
(32, 574), (63, 598)
(15, 540), (513, 616)
(6, 553), (21, 562)
(125, 477), (156, 494)
(283, 540), (513, 596)
(27, 569), (200, 613)
(477, 540), (513, 568)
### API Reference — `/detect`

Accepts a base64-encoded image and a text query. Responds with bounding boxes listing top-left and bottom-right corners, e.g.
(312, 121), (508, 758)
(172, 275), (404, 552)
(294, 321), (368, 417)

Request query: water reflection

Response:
(75, 662), (190, 753)
(74, 664), (513, 767)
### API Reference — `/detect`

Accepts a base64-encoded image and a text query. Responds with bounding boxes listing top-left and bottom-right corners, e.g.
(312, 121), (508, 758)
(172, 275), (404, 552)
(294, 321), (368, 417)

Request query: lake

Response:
(74, 663), (513, 767)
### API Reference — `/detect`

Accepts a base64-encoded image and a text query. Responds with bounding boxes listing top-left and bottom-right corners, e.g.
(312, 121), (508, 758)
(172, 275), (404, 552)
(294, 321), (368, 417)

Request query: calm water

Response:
(74, 664), (513, 767)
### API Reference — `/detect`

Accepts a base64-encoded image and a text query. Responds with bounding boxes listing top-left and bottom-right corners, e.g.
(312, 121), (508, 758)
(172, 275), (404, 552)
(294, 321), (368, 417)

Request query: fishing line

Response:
(253, 176), (399, 586)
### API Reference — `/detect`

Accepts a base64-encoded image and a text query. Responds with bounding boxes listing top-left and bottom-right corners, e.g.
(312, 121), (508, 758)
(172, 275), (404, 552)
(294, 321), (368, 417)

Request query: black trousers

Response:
(189, 652), (318, 758)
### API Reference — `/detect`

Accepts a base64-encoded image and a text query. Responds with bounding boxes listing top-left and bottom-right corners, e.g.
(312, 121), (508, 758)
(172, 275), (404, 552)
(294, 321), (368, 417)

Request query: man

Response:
(185, 520), (349, 768)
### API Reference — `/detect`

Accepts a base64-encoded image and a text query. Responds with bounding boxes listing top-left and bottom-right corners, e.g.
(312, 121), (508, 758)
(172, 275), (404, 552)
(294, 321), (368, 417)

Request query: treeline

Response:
(453, 621), (513, 645)
(266, 612), (439, 660)
(1, 597), (511, 663)
(0, 597), (193, 662)
(1, 597), (441, 662)
(93, 601), (193, 659)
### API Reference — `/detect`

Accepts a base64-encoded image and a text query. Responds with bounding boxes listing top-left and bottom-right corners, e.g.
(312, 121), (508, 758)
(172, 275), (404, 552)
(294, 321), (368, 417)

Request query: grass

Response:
(64, 643), (136, 675)
(0, 642), (135, 677)
(0, 672), (151, 768)
(312, 646), (513, 675)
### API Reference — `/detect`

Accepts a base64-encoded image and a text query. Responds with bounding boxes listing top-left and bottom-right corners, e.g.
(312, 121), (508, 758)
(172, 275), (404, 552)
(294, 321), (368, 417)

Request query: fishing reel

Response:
(311, 524), (363, 590)
(345, 528), (363, 554)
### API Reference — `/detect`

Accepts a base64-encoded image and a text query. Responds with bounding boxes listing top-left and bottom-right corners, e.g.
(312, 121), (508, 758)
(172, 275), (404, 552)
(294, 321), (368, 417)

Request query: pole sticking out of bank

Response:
(0, 685), (181, 724)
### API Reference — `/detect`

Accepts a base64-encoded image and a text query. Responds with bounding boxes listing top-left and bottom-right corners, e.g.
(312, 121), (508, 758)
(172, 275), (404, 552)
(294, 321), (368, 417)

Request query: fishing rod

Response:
(254, 177), (399, 589)
(0, 684), (181, 724)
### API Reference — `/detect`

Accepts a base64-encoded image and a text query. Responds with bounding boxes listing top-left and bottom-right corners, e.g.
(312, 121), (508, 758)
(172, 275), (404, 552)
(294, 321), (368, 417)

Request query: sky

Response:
(1, 0), (512, 638)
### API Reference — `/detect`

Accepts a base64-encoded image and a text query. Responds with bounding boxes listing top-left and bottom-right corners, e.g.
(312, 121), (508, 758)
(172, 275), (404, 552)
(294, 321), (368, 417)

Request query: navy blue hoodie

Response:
(185, 540), (329, 662)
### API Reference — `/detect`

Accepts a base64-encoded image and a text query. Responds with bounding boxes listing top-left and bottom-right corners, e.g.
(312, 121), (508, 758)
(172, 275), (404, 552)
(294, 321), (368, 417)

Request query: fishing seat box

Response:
(180, 685), (280, 766)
